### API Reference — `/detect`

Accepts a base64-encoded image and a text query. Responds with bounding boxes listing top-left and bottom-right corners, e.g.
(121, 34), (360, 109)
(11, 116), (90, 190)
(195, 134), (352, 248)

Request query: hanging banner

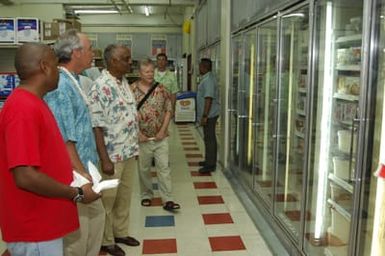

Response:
(116, 34), (132, 52)
(151, 35), (167, 56)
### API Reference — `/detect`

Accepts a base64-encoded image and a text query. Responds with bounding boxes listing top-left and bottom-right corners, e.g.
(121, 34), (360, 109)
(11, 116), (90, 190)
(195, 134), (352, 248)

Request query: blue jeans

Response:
(7, 238), (63, 256)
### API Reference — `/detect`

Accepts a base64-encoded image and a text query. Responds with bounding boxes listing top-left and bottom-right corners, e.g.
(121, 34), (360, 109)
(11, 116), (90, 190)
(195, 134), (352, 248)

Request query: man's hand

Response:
(101, 159), (114, 176)
(80, 183), (101, 204)
(155, 130), (168, 141)
(139, 132), (148, 142)
(200, 116), (208, 126)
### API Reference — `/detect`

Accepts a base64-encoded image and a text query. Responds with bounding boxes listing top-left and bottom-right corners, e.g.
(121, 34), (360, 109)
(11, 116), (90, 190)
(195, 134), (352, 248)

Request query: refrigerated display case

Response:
(229, 35), (243, 171)
(253, 18), (278, 206)
(226, 0), (383, 254)
(303, 0), (363, 255)
(274, 5), (310, 241)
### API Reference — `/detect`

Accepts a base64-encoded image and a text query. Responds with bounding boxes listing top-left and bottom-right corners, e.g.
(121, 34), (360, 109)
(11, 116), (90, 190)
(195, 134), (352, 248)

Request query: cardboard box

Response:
(53, 18), (81, 32)
(43, 19), (82, 41)
(0, 18), (15, 43)
(16, 17), (39, 42)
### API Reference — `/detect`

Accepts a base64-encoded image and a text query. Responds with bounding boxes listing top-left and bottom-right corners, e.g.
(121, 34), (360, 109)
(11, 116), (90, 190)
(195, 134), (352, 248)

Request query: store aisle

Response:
(0, 123), (272, 256)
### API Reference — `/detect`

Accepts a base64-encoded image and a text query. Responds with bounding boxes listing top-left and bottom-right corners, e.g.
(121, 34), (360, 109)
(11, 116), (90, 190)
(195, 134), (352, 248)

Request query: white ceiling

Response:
(1, 0), (197, 19)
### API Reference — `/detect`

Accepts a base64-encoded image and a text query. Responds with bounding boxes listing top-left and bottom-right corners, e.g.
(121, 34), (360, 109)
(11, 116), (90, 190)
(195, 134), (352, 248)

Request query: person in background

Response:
(196, 58), (220, 174)
(88, 44), (140, 256)
(131, 58), (181, 212)
(0, 43), (99, 256)
(44, 29), (105, 256)
(154, 53), (179, 112)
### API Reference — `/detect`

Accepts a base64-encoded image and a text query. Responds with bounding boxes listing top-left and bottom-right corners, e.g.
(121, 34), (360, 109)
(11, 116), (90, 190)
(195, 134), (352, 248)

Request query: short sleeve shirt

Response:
(44, 70), (99, 168)
(154, 68), (179, 94)
(88, 69), (139, 162)
(131, 82), (172, 138)
(197, 71), (220, 119)
(0, 89), (78, 242)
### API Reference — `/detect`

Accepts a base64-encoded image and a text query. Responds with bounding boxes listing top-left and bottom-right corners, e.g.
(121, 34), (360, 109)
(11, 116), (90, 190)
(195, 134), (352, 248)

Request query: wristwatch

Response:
(72, 187), (84, 203)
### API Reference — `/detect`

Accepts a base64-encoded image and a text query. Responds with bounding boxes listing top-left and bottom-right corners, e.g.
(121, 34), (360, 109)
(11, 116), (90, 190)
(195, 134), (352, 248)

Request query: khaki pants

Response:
(138, 138), (173, 203)
(64, 199), (105, 256)
(101, 157), (136, 246)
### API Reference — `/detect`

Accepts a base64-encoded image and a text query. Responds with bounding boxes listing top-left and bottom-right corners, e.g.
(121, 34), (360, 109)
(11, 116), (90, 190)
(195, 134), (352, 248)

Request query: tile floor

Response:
(0, 123), (272, 256)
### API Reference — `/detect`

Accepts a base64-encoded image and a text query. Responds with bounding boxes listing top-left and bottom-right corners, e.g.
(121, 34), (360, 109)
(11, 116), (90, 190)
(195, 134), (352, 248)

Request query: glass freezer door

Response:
(229, 35), (243, 171)
(274, 5), (309, 241)
(304, 0), (363, 255)
(253, 19), (278, 206)
(239, 28), (257, 187)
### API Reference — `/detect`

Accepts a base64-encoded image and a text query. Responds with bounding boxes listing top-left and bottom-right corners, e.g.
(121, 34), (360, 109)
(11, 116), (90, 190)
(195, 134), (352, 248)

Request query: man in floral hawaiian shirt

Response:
(88, 44), (140, 256)
(131, 58), (181, 212)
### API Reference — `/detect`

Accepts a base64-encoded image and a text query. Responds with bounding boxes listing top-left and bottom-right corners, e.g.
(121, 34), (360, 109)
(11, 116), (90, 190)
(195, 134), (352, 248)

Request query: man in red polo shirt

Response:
(0, 43), (100, 256)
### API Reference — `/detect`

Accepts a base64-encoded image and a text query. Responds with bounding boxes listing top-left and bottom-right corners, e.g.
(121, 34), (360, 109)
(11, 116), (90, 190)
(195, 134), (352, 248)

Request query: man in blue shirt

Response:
(44, 29), (106, 256)
(196, 58), (220, 173)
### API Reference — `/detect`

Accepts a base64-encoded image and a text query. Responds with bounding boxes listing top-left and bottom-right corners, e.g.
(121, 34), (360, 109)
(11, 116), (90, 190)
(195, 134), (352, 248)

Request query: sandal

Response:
(141, 199), (151, 206)
(163, 201), (181, 212)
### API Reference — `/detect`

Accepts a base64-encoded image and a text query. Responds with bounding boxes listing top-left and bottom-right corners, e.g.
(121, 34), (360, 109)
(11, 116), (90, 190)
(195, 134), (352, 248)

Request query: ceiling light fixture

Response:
(144, 6), (150, 16)
(74, 9), (119, 14)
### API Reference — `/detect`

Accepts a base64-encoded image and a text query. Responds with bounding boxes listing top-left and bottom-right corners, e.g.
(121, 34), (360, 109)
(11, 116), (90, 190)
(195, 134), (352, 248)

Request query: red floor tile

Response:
(98, 251), (107, 256)
(142, 239), (177, 254)
(180, 136), (194, 140)
(285, 210), (312, 221)
(274, 193), (297, 202)
(188, 162), (200, 166)
(255, 180), (273, 187)
(179, 132), (192, 136)
(182, 141), (197, 145)
(183, 147), (200, 151)
(194, 182), (217, 189)
(185, 153), (203, 158)
(191, 171), (211, 176)
(203, 213), (233, 224)
(305, 233), (346, 246)
(198, 195), (224, 204)
(141, 197), (163, 207)
(209, 236), (246, 251)
(2, 250), (10, 256)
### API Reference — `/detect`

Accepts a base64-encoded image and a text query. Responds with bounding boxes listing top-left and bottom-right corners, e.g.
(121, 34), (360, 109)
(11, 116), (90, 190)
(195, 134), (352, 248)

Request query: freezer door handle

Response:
(227, 109), (237, 113)
(238, 115), (248, 119)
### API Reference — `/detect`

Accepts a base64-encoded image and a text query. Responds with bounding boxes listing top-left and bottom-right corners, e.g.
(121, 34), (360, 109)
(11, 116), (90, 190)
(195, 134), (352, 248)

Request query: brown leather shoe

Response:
(100, 244), (125, 256)
(115, 236), (140, 246)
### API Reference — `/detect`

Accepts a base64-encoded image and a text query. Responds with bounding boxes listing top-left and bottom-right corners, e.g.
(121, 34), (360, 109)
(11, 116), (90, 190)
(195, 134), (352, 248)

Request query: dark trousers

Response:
(203, 116), (219, 167)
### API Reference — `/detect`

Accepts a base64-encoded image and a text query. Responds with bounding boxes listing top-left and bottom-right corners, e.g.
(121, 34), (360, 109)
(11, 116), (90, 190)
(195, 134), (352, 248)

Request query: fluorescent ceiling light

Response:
(144, 6), (150, 16)
(74, 9), (119, 14)
(283, 13), (305, 18)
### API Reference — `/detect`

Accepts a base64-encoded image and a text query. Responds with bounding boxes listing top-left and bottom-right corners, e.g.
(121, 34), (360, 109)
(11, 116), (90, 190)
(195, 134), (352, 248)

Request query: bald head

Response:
(15, 43), (51, 80)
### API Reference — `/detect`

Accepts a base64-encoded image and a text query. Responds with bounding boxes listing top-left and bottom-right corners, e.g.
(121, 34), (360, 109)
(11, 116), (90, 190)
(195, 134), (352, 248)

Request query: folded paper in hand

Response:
(70, 161), (119, 193)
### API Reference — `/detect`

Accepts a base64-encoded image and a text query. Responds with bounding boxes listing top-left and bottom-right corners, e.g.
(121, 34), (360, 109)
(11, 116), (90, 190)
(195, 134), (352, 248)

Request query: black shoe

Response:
(198, 161), (206, 166)
(199, 165), (216, 173)
(101, 244), (125, 256)
(115, 236), (140, 246)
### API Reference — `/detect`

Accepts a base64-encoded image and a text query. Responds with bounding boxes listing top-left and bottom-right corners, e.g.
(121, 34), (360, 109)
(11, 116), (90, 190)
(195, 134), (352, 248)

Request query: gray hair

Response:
(53, 29), (83, 64)
(103, 44), (126, 67)
(139, 58), (154, 70)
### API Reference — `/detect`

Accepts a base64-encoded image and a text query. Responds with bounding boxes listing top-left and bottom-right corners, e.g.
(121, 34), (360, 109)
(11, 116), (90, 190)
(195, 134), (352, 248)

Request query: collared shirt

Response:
(44, 70), (99, 169)
(88, 69), (139, 162)
(131, 82), (172, 138)
(154, 68), (179, 94)
(197, 71), (220, 119)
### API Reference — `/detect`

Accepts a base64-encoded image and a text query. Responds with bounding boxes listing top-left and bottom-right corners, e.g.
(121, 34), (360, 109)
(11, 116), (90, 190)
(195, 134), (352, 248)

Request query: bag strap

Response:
(137, 82), (159, 111)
